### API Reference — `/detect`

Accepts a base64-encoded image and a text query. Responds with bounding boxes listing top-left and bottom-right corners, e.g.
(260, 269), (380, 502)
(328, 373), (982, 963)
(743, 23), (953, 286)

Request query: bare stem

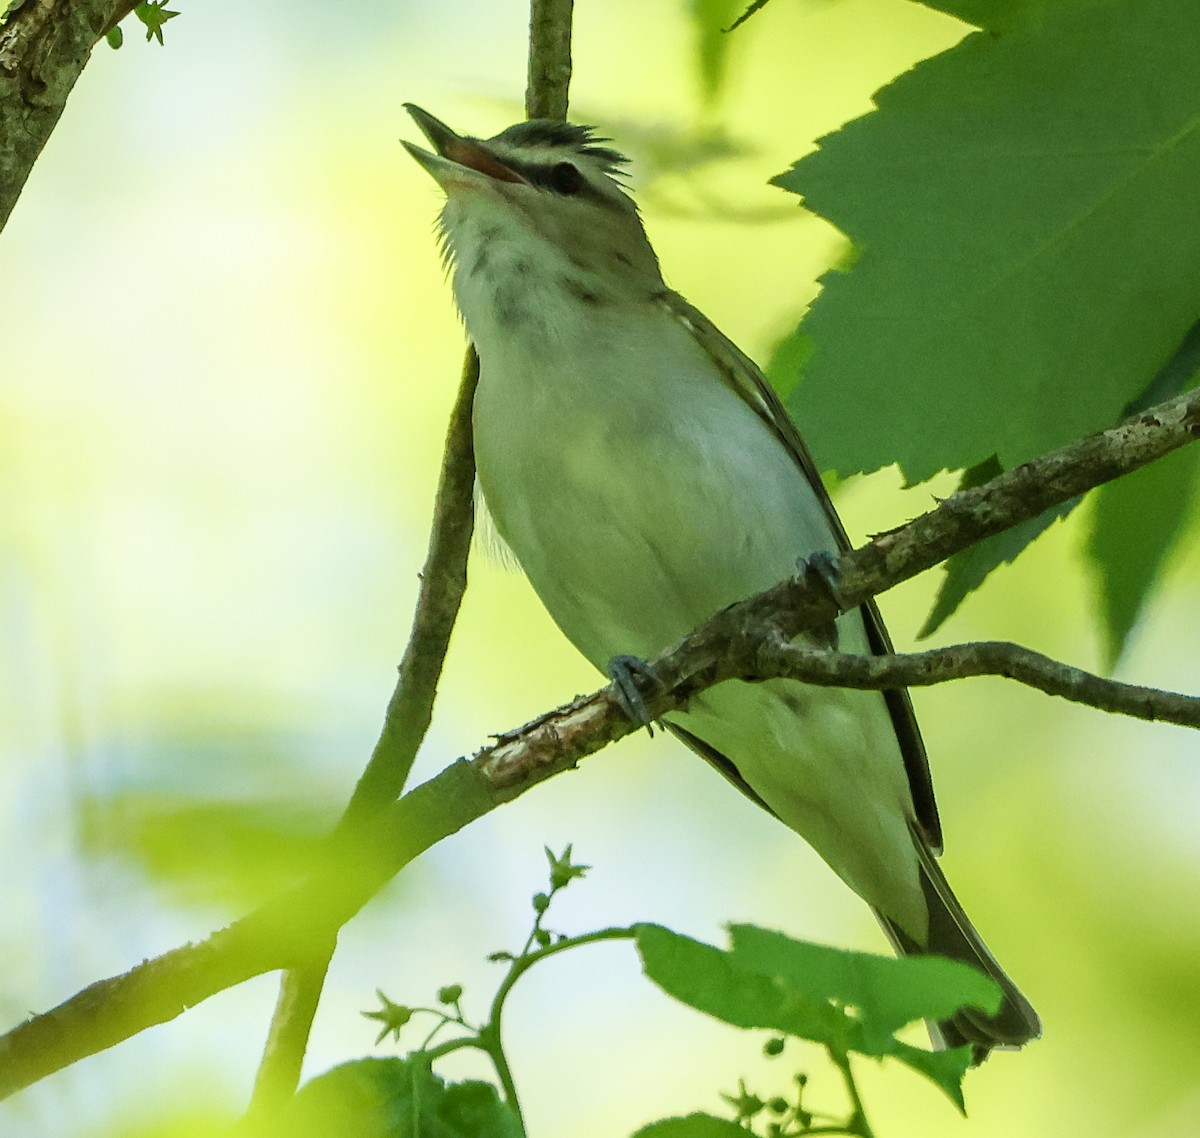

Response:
(526, 0), (574, 120)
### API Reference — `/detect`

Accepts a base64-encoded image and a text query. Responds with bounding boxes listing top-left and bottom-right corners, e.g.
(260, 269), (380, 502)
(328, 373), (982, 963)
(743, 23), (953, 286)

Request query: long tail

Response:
(876, 826), (1041, 1065)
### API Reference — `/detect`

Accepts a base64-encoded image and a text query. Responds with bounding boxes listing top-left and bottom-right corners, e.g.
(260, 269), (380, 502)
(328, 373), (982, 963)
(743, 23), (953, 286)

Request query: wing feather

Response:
(656, 289), (942, 851)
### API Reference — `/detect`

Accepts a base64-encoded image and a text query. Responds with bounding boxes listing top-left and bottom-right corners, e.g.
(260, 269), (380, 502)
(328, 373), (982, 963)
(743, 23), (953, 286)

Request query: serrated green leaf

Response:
(635, 923), (843, 1040)
(919, 502), (1076, 637)
(922, 322), (1200, 634)
(274, 1059), (520, 1138)
(915, 0), (1064, 33)
(727, 924), (1001, 1042)
(920, 455), (1079, 636)
(884, 1037), (973, 1113)
(776, 0), (1200, 484)
(635, 923), (980, 1108)
(764, 324), (812, 403)
(1086, 442), (1200, 668)
(632, 1113), (748, 1138)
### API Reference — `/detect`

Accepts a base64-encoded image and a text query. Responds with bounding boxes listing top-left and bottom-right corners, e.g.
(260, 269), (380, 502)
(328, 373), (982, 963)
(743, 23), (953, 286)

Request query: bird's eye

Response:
(548, 161), (583, 195)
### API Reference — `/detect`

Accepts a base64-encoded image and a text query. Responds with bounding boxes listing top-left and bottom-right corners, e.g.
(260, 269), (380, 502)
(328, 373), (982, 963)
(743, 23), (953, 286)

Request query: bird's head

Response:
(403, 104), (664, 321)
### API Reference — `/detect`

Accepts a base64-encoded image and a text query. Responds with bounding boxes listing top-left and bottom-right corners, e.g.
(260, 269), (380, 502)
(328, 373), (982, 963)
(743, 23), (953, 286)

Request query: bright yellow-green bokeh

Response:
(2, 1), (1198, 1136)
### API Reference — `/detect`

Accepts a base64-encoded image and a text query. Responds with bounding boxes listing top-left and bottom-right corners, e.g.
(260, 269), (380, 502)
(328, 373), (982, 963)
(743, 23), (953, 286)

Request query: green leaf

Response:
(78, 791), (327, 908)
(920, 457), (1080, 637)
(727, 924), (1001, 1042)
(1086, 442), (1200, 667)
(924, 323), (1200, 635)
(915, 0), (1061, 33)
(635, 923), (844, 1041)
(774, 0), (1200, 484)
(632, 1113), (749, 1138)
(726, 0), (774, 34)
(880, 1038), (973, 1111)
(135, 1), (180, 45)
(274, 1059), (520, 1138)
(688, 0), (749, 107)
(106, 25), (124, 48)
(764, 324), (812, 403)
(635, 923), (983, 1108)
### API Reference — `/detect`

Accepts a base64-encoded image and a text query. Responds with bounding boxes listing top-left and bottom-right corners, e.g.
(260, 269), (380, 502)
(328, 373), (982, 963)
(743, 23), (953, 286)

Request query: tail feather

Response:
(876, 825), (1041, 1065)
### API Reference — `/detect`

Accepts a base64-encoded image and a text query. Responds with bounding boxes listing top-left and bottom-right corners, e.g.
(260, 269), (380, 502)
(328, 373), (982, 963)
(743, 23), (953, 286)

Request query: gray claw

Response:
(798, 550), (842, 600)
(796, 550), (842, 650)
(607, 655), (659, 735)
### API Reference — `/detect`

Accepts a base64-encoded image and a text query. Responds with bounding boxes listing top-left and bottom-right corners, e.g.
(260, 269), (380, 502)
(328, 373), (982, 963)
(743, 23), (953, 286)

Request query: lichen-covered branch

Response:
(526, 0), (572, 120)
(0, 0), (117, 230)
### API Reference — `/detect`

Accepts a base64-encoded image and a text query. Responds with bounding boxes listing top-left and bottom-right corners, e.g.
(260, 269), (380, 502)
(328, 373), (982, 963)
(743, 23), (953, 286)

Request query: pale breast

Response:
(472, 304), (841, 668)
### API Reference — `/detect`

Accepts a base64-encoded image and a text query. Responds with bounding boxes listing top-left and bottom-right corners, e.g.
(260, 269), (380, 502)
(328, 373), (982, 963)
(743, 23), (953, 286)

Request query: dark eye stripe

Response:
(505, 157), (608, 202)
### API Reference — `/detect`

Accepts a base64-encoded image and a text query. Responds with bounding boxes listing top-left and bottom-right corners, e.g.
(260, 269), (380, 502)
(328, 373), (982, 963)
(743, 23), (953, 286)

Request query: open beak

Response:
(402, 104), (530, 188)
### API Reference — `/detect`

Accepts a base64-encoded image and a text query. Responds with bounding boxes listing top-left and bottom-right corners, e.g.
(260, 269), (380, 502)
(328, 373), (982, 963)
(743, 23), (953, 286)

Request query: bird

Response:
(401, 103), (1040, 1060)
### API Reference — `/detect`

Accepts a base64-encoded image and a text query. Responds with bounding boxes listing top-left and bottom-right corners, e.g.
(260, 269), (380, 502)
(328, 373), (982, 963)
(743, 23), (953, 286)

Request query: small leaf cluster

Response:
(263, 850), (1000, 1137)
(106, 2), (181, 49)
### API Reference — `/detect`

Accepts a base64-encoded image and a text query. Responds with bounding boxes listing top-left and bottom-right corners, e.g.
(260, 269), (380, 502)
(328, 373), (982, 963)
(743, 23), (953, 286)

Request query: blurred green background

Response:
(2, 0), (1199, 1135)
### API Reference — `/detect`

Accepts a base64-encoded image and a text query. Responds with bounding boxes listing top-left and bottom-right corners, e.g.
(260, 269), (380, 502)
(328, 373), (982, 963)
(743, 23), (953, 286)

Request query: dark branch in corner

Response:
(0, 1), (122, 231)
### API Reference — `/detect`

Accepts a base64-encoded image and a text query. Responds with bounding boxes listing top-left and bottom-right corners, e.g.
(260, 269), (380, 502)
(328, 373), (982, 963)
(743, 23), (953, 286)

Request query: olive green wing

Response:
(657, 289), (942, 852)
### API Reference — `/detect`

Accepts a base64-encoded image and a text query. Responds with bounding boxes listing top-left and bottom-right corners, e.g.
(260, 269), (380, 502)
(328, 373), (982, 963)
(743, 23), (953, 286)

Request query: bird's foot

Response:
(606, 655), (660, 736)
(796, 550), (842, 650)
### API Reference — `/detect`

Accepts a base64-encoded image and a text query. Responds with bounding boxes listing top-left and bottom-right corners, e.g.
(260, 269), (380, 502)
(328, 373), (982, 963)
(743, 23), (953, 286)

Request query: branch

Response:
(3, 383), (1196, 1100)
(526, 0), (573, 120)
(245, 353), (480, 1114)
(0, 0), (121, 231)
(753, 640), (1200, 729)
(340, 350), (480, 829)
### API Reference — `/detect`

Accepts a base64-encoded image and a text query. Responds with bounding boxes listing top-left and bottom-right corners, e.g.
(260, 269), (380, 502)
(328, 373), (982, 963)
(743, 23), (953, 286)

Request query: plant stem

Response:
(474, 926), (638, 1134)
(828, 1048), (874, 1138)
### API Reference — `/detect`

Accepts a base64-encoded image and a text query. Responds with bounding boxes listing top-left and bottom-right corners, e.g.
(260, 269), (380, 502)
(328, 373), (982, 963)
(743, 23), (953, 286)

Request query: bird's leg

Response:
(796, 549), (842, 651)
(606, 654), (660, 735)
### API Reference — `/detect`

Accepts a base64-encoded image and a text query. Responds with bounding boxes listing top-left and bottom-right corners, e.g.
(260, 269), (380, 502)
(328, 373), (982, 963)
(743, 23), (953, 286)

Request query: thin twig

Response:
(341, 349), (480, 827)
(753, 639), (1200, 729)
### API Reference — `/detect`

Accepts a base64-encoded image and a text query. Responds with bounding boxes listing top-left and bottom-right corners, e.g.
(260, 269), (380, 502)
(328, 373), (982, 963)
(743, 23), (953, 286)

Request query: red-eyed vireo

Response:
(402, 105), (1040, 1060)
